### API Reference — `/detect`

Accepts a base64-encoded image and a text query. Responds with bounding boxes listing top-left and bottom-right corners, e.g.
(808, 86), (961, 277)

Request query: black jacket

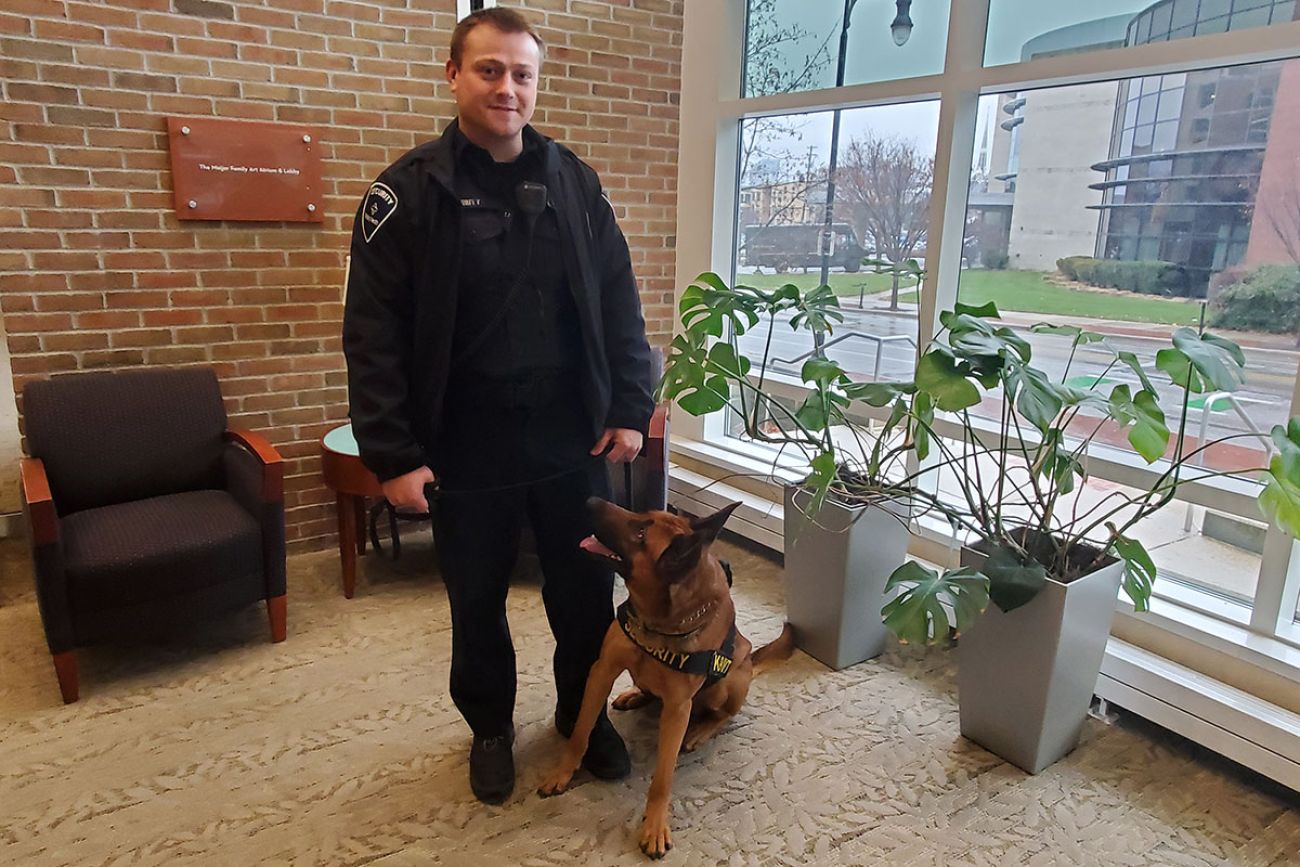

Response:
(343, 120), (655, 482)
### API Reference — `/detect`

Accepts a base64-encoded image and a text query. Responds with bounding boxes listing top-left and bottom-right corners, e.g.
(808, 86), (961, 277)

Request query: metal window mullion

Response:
(1250, 360), (1300, 634)
(919, 0), (989, 351)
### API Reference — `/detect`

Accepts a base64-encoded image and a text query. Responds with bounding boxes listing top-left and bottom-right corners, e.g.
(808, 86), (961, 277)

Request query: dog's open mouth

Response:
(579, 535), (623, 564)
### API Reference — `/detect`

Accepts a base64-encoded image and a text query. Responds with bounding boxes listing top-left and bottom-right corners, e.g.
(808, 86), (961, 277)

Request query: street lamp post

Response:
(815, 0), (915, 347)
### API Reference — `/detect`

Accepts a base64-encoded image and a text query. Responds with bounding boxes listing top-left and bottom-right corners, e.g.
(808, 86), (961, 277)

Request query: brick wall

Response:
(0, 0), (682, 550)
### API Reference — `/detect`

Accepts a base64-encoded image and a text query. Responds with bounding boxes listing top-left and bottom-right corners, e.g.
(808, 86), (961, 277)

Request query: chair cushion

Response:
(62, 490), (263, 613)
(23, 367), (228, 514)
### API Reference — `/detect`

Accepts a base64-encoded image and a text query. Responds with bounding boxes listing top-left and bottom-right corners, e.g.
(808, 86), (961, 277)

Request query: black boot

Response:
(556, 708), (631, 780)
(469, 728), (515, 804)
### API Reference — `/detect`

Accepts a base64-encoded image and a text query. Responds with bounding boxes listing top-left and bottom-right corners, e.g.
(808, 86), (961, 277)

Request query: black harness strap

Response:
(616, 559), (737, 684)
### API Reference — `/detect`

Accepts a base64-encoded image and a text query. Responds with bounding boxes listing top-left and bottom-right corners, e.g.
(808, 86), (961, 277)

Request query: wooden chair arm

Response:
(648, 402), (669, 442)
(224, 429), (284, 502)
(642, 402), (670, 483)
(21, 457), (59, 546)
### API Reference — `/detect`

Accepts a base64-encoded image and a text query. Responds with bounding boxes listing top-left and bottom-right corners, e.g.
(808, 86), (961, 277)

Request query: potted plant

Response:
(660, 271), (923, 669)
(874, 301), (1300, 773)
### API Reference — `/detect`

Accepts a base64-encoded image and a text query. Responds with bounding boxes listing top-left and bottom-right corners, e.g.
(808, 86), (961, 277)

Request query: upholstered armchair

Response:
(20, 367), (286, 703)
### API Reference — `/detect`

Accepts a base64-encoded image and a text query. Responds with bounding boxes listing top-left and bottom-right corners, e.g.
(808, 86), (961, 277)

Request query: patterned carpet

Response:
(1, 532), (1297, 866)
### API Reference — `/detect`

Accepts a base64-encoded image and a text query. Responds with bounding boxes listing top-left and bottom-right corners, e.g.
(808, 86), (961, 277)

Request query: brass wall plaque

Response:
(167, 117), (324, 223)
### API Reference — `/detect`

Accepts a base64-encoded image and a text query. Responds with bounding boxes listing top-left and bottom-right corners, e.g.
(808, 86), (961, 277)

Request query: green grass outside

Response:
(900, 269), (1205, 326)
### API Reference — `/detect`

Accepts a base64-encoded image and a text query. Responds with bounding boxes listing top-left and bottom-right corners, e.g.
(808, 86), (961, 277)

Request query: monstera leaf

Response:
(953, 299), (1000, 319)
(1116, 350), (1158, 395)
(1260, 418), (1300, 537)
(1110, 531), (1156, 613)
(660, 334), (731, 415)
(1031, 322), (1106, 347)
(789, 282), (844, 335)
(915, 349), (980, 412)
(1155, 327), (1246, 394)
(882, 562), (989, 646)
(794, 389), (850, 432)
(1108, 384), (1170, 463)
(1007, 364), (1065, 434)
(843, 380), (916, 407)
(982, 544), (1048, 613)
(678, 272), (760, 340)
(802, 450), (839, 516)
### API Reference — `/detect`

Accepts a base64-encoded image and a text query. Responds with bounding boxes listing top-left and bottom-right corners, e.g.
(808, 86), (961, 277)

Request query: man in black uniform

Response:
(342, 7), (655, 805)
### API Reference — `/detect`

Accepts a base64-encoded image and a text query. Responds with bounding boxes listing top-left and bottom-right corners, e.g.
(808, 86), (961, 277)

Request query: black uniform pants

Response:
(431, 387), (613, 738)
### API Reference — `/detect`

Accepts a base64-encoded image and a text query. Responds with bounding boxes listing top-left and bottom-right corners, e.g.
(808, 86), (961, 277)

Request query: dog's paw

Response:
(536, 767), (576, 798)
(612, 687), (654, 711)
(638, 809), (673, 859)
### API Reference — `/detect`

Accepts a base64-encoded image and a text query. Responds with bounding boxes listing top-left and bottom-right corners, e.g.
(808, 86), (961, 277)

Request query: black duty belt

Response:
(616, 560), (736, 684)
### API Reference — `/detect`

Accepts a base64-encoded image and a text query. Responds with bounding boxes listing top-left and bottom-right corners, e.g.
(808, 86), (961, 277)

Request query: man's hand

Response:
(591, 427), (643, 463)
(382, 465), (436, 513)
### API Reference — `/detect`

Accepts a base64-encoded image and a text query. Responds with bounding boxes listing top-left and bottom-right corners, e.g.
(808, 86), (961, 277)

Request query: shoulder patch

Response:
(361, 182), (398, 243)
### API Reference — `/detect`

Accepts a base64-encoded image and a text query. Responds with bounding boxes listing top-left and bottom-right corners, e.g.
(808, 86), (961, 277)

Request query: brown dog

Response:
(538, 498), (793, 859)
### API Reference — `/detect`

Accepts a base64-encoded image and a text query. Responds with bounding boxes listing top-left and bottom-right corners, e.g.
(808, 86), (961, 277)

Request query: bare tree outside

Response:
(837, 134), (935, 309)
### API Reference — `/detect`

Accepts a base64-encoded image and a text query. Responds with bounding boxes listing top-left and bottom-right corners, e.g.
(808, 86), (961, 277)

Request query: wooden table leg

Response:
(354, 496), (367, 555)
(337, 493), (357, 598)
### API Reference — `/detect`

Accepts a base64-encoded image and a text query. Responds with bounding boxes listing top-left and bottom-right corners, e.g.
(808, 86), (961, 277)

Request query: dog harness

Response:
(616, 561), (736, 684)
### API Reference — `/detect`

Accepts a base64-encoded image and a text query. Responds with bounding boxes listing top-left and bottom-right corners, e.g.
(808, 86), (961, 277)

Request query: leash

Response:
(367, 451), (613, 557)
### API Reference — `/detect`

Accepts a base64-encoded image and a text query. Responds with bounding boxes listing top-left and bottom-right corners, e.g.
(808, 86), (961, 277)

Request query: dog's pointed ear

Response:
(689, 501), (740, 545)
(658, 502), (740, 581)
(657, 532), (705, 581)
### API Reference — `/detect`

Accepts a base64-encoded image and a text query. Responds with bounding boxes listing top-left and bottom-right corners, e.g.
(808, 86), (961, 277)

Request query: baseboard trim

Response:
(1097, 639), (1300, 792)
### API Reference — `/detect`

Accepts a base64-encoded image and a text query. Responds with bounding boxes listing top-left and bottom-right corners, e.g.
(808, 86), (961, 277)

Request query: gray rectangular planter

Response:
(957, 540), (1123, 774)
(782, 486), (910, 670)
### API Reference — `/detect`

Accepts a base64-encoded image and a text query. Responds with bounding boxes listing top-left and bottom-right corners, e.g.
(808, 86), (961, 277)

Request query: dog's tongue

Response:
(580, 535), (618, 558)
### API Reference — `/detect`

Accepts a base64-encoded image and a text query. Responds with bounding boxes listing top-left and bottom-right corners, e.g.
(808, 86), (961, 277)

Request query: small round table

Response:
(320, 423), (383, 598)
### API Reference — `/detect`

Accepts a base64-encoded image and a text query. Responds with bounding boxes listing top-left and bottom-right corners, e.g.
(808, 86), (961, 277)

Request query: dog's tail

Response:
(751, 623), (795, 675)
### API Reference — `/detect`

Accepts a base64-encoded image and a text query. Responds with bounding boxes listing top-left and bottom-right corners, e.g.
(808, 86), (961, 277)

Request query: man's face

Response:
(446, 24), (540, 150)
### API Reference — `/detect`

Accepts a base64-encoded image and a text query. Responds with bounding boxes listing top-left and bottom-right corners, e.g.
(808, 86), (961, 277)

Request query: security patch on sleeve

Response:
(361, 182), (398, 243)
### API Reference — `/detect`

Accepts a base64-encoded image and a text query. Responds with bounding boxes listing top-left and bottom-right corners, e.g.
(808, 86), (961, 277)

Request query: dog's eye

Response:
(633, 528), (646, 544)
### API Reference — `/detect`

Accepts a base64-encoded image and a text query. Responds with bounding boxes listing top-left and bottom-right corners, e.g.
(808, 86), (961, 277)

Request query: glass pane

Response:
(929, 435), (1268, 603)
(957, 57), (1300, 603)
(742, 0), (951, 97)
(733, 101), (939, 400)
(985, 0), (1300, 67)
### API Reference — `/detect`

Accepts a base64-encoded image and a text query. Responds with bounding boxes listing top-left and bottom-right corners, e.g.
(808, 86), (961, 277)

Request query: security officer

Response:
(342, 7), (654, 805)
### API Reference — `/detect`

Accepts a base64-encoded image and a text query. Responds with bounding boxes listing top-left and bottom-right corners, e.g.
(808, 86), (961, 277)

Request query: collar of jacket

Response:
(425, 118), (562, 196)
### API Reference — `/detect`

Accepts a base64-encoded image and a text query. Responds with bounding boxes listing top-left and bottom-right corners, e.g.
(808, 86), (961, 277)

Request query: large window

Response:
(676, 0), (1300, 659)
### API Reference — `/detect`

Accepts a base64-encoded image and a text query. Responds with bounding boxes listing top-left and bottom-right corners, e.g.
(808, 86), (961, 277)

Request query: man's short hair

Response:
(450, 8), (545, 67)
